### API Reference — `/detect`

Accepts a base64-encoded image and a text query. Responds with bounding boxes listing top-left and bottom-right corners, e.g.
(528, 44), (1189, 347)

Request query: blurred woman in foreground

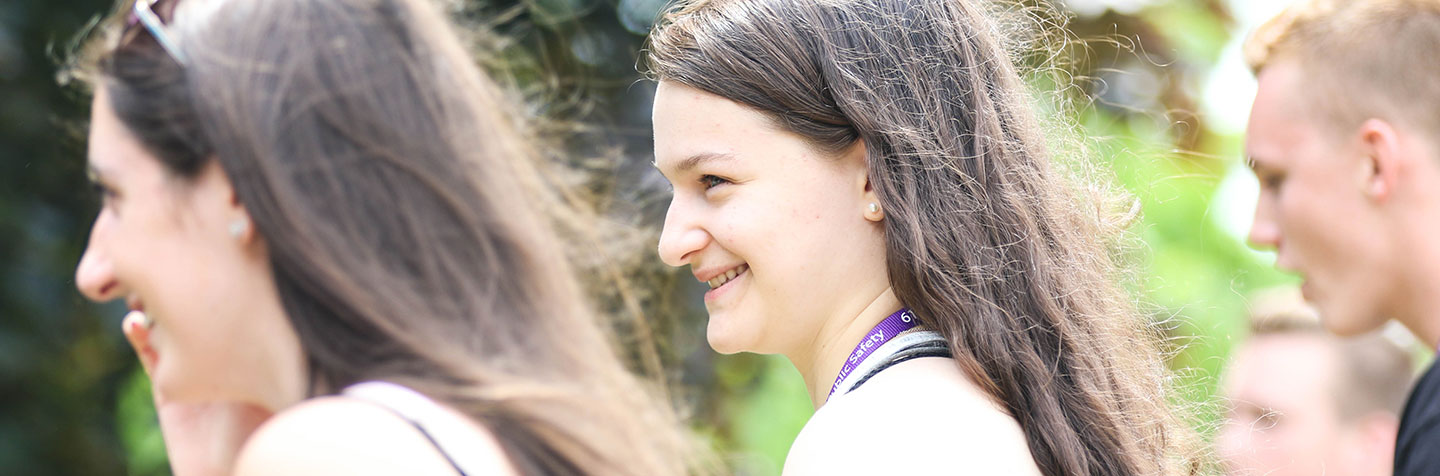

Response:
(71, 0), (691, 473)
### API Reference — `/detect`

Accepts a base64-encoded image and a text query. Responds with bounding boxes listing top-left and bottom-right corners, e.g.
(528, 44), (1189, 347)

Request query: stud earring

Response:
(867, 203), (880, 214)
(228, 218), (249, 239)
(126, 310), (154, 331)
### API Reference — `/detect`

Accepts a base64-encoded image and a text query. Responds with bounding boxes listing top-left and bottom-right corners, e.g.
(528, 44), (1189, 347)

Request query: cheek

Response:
(719, 179), (837, 249)
(1276, 185), (1316, 230)
(1277, 182), (1345, 249)
(130, 228), (240, 348)
(750, 195), (848, 275)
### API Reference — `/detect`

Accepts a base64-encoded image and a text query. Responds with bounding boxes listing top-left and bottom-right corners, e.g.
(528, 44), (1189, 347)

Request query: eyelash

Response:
(699, 174), (731, 190)
(91, 181), (117, 205)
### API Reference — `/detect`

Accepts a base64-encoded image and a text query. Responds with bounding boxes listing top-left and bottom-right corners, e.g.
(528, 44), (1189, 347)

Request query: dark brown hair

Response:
(647, 0), (1198, 474)
(70, 0), (692, 473)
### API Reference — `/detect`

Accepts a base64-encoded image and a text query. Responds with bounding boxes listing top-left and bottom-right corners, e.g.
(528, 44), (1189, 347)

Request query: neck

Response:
(787, 288), (904, 409)
(1391, 203), (1440, 350)
(1393, 257), (1440, 350)
(250, 283), (309, 413)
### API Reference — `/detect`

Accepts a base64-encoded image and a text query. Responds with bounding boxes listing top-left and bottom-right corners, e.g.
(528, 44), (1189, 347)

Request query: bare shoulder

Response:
(784, 358), (1040, 475)
(234, 396), (514, 476)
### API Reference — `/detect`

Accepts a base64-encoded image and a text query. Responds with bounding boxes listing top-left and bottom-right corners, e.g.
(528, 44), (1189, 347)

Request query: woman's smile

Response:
(702, 263), (749, 302)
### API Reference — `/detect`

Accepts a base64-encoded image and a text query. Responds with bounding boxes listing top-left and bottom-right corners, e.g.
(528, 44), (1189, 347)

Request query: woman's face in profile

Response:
(76, 90), (302, 408)
(652, 81), (888, 357)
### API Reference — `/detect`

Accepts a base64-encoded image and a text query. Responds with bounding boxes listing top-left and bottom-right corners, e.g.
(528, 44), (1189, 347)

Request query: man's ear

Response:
(1357, 119), (1402, 203)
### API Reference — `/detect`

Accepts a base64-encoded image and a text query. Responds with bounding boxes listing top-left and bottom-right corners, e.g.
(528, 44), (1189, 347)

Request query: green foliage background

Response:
(0, 0), (1289, 474)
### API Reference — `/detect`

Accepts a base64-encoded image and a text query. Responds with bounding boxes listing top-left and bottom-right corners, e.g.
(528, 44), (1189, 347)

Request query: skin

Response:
(653, 81), (1039, 474)
(78, 91), (511, 475)
(653, 82), (894, 405)
(1246, 60), (1440, 347)
(1217, 335), (1396, 476)
(78, 91), (305, 413)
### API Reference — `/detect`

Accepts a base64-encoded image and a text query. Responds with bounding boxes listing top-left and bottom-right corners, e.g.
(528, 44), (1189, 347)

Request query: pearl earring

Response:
(867, 203), (880, 214)
(228, 218), (249, 239)
(126, 310), (154, 331)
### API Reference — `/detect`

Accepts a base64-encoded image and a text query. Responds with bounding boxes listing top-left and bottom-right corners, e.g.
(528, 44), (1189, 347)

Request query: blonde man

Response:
(1243, 0), (1440, 473)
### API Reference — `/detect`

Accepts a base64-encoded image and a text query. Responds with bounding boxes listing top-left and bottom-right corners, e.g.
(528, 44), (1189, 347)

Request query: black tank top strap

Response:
(342, 381), (483, 476)
(847, 339), (953, 393)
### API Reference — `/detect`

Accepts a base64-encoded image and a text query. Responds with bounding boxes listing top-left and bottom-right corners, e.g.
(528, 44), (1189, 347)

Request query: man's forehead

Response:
(1245, 102), (1320, 169)
(1226, 351), (1335, 412)
(1243, 336), (1338, 379)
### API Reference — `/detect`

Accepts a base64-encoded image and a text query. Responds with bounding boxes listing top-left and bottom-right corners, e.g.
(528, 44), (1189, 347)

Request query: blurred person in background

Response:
(646, 0), (1203, 474)
(1218, 287), (1413, 476)
(1243, 0), (1440, 473)
(67, 0), (693, 474)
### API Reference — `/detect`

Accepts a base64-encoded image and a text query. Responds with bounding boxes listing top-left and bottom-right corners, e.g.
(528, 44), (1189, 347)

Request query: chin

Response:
(152, 363), (200, 404)
(706, 339), (746, 355)
(1317, 303), (1386, 337)
(704, 315), (757, 355)
(705, 328), (748, 355)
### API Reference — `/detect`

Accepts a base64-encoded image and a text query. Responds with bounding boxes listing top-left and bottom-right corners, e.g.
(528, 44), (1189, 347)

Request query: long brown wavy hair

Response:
(68, 0), (693, 473)
(647, 0), (1200, 474)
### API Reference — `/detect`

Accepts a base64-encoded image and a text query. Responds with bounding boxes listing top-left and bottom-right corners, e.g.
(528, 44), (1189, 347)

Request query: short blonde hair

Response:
(1245, 287), (1323, 335)
(1245, 0), (1440, 136)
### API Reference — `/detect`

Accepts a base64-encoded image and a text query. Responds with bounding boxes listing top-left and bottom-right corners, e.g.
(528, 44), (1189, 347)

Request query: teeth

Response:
(706, 264), (747, 289)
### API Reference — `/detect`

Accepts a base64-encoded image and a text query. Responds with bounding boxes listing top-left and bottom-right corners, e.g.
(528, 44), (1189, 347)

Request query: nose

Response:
(657, 196), (710, 268)
(1214, 418), (1249, 470)
(1247, 194), (1281, 251)
(76, 219), (121, 302)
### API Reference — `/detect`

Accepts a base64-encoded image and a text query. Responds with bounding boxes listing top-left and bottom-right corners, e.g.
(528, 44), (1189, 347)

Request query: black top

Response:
(846, 339), (952, 394)
(1396, 357), (1440, 475)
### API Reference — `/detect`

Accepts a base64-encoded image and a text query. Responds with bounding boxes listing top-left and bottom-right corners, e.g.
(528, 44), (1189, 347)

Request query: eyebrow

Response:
(655, 152), (736, 176)
(86, 162), (108, 183)
(1245, 155), (1269, 172)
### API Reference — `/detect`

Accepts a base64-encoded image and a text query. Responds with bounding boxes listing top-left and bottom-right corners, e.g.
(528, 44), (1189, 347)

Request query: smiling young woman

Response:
(67, 0), (694, 474)
(647, 0), (1202, 474)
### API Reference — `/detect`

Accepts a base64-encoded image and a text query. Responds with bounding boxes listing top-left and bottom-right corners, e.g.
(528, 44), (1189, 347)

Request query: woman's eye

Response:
(700, 174), (731, 190)
(91, 181), (117, 204)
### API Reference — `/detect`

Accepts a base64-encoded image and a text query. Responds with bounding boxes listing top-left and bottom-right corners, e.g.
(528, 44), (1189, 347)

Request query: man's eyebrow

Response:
(655, 152), (736, 175)
(1245, 155), (1267, 172)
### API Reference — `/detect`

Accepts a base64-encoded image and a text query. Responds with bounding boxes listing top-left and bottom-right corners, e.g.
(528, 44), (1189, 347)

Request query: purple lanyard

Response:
(829, 308), (917, 399)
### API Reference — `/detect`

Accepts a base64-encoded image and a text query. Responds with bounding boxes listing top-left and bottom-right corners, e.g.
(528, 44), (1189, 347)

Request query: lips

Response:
(705, 264), (748, 289)
(126, 296), (145, 313)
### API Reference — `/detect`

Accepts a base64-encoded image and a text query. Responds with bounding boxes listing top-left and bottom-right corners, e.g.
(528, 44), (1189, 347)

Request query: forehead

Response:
(88, 90), (166, 181)
(88, 91), (129, 170)
(1246, 63), (1334, 168)
(1225, 336), (1337, 404)
(652, 82), (780, 166)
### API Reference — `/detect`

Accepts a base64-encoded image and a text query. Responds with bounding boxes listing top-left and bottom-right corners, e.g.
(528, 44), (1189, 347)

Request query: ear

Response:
(194, 159), (259, 245)
(1357, 119), (1403, 203)
(846, 139), (884, 222)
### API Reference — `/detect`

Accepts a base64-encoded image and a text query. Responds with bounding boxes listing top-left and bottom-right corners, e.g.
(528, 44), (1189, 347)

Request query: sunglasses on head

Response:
(124, 0), (187, 65)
